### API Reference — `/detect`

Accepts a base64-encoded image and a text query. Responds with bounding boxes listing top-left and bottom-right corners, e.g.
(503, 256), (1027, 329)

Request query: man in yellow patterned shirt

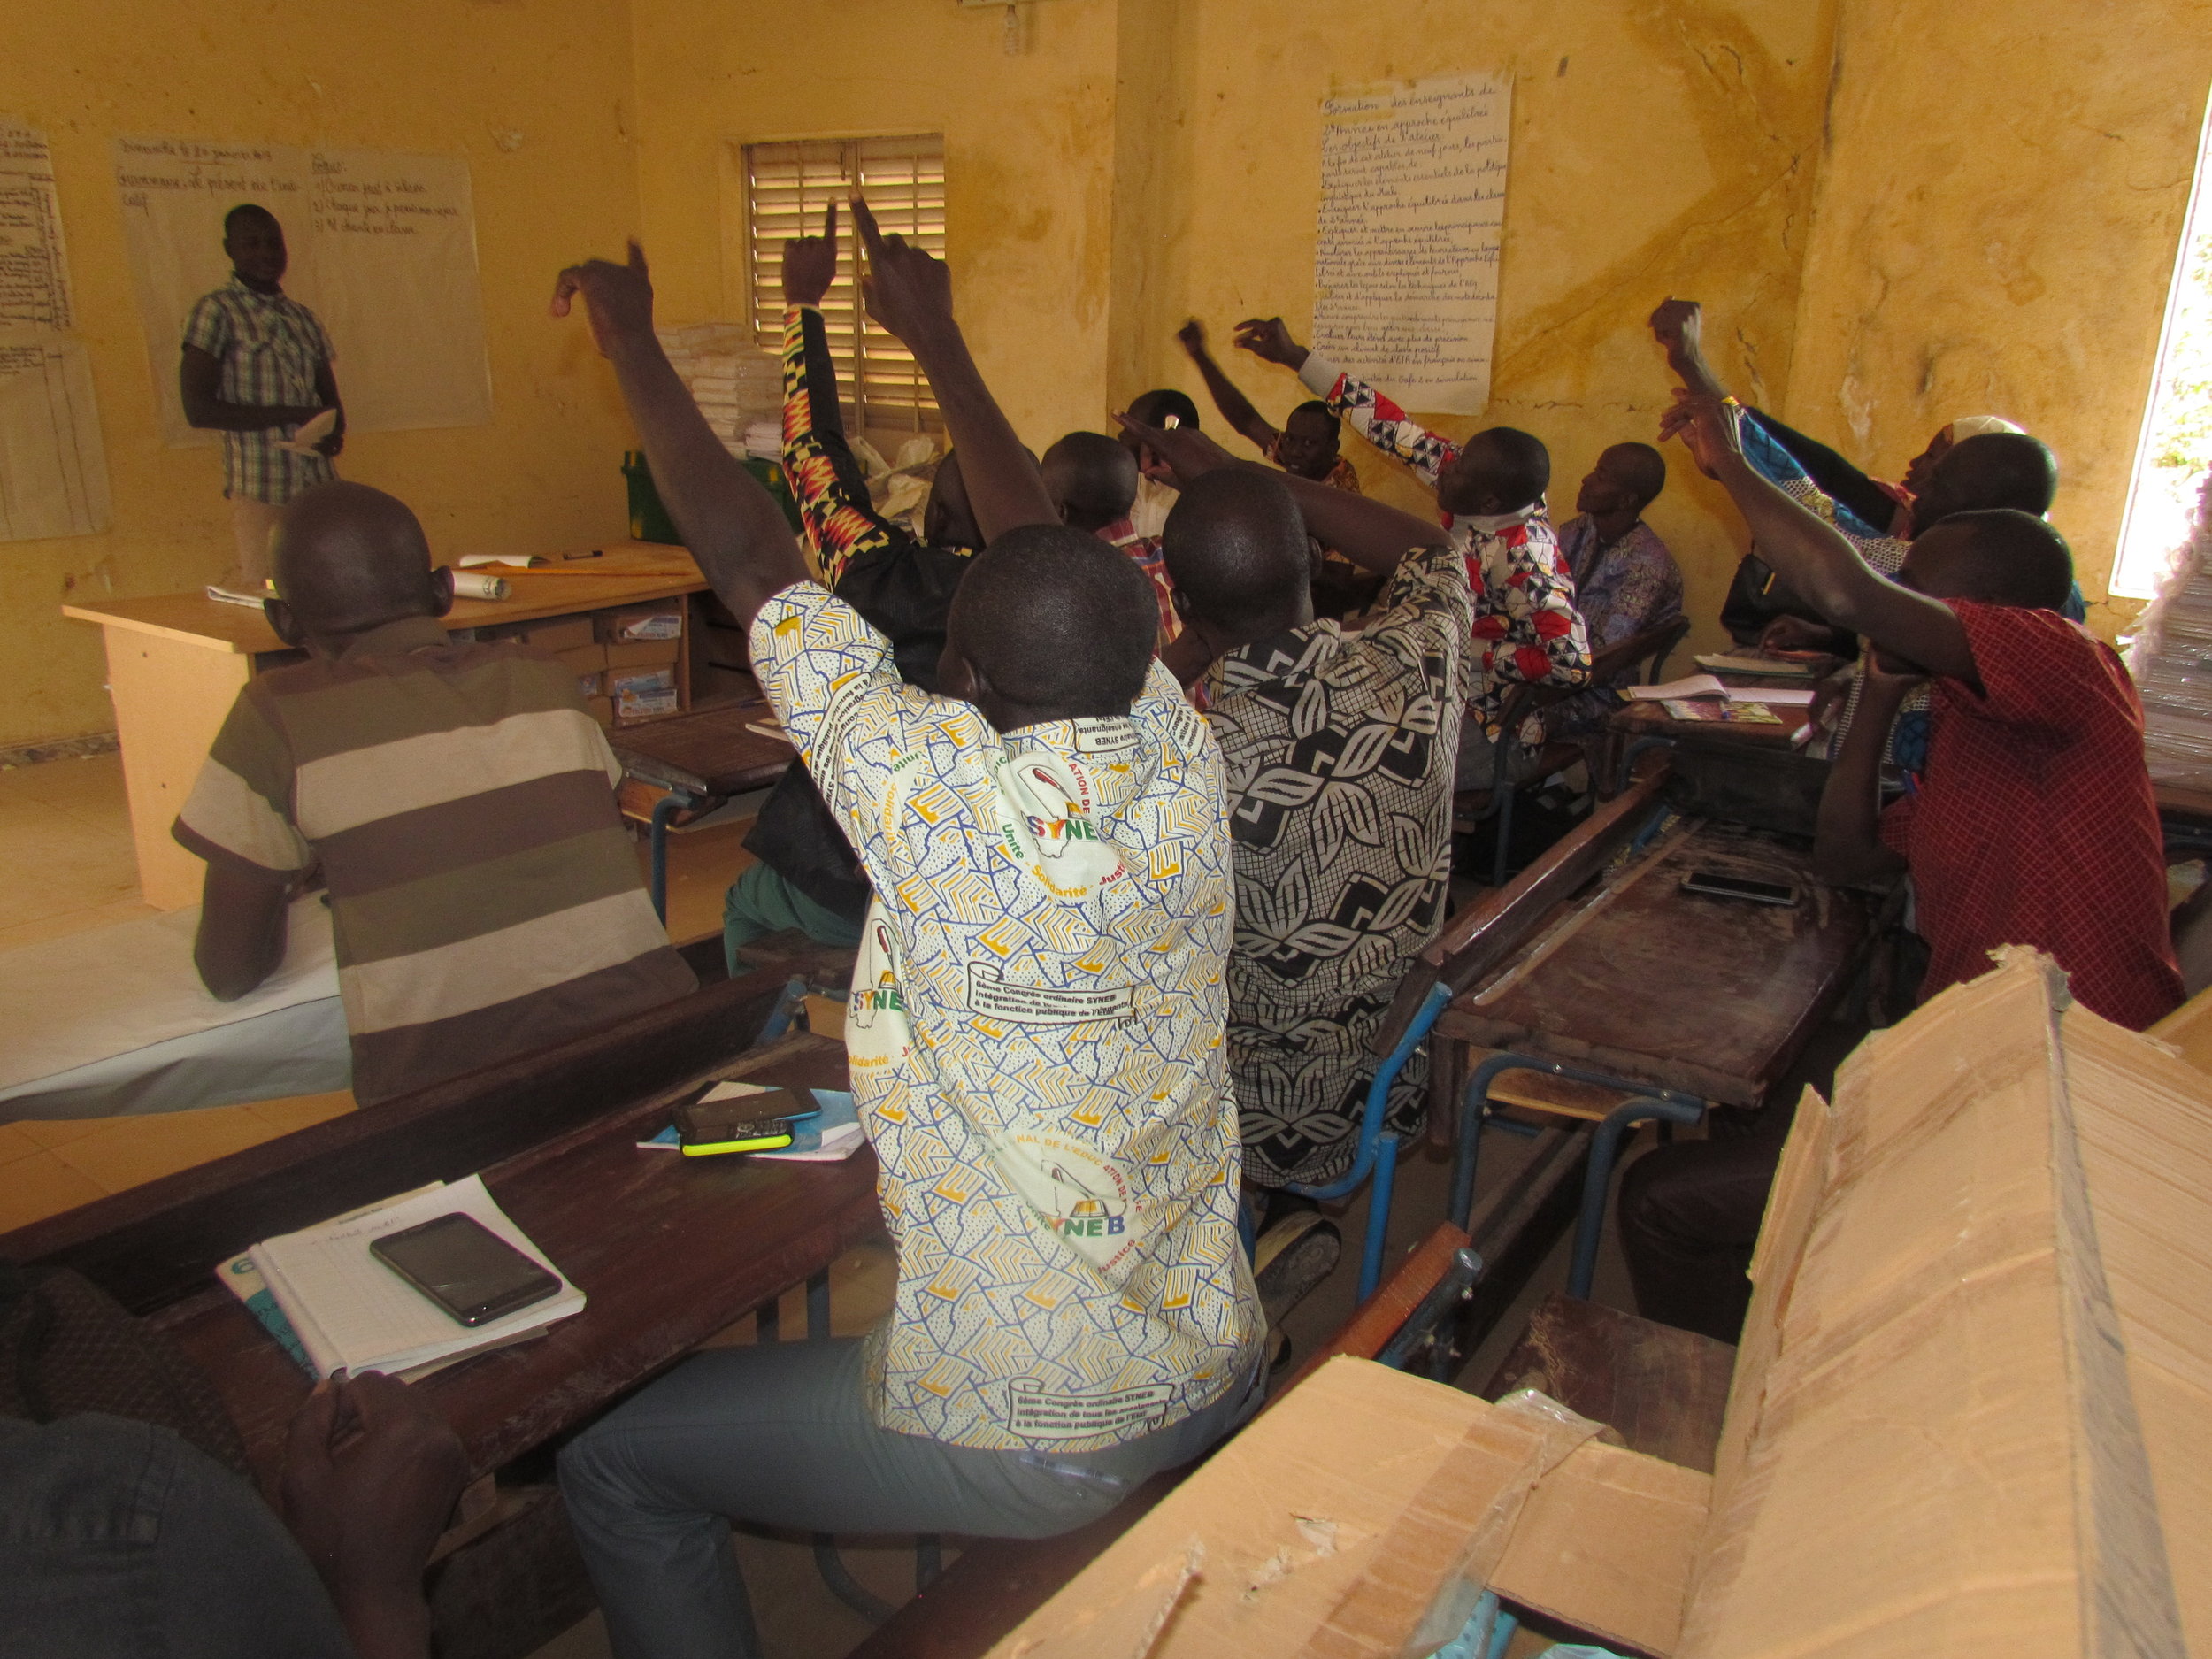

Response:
(550, 212), (1260, 1659)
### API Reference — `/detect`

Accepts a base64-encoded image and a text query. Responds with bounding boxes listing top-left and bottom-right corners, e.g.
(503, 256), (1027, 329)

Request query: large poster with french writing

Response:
(1312, 72), (1511, 418)
(113, 136), (493, 447)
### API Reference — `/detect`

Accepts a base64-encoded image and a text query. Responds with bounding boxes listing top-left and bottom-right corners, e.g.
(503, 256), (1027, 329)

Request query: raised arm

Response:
(1237, 316), (1461, 488)
(777, 206), (907, 586)
(1115, 411), (1448, 576)
(552, 243), (807, 629)
(1177, 319), (1278, 455)
(1670, 396), (1976, 681)
(850, 196), (1055, 541)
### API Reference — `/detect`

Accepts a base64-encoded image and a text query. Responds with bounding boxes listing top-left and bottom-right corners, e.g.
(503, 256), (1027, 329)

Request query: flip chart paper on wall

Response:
(113, 136), (493, 448)
(0, 118), (110, 541)
(1312, 72), (1512, 418)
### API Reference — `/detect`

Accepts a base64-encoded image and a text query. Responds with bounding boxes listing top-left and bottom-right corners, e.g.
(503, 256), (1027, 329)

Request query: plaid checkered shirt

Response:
(180, 277), (337, 504)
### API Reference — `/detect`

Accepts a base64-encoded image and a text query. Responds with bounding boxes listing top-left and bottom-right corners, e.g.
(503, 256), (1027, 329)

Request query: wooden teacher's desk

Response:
(63, 542), (710, 909)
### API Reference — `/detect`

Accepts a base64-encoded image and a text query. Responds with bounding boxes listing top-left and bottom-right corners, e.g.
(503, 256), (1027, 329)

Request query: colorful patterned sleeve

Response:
(1738, 409), (1909, 577)
(1296, 352), (1459, 489)
(1471, 519), (1592, 691)
(781, 304), (902, 588)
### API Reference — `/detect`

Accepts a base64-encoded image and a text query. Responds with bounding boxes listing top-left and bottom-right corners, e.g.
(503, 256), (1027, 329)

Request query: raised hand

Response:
(851, 195), (954, 350)
(551, 242), (656, 357)
(1176, 319), (1208, 360)
(1112, 411), (1240, 486)
(1663, 389), (1743, 480)
(782, 204), (839, 310)
(1232, 317), (1309, 370)
(1648, 297), (1703, 357)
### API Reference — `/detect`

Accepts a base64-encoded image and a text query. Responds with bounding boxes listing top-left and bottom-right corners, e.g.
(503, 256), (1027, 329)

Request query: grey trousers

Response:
(558, 1334), (1263, 1659)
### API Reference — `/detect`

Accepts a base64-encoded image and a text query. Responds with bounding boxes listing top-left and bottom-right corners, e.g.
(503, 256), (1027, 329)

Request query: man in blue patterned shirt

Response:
(180, 204), (343, 588)
(549, 219), (1261, 1659)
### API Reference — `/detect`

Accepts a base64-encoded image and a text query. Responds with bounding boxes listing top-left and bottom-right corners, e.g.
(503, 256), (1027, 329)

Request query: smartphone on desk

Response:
(1681, 869), (1800, 908)
(369, 1213), (562, 1327)
(672, 1087), (817, 1157)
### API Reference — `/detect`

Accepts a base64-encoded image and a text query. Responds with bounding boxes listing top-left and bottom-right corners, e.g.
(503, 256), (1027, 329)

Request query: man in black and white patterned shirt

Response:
(1120, 413), (1472, 1204)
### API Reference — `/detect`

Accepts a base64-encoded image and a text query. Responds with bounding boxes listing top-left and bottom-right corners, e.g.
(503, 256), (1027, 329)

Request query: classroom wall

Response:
(1, 0), (645, 751)
(1779, 0), (2212, 641)
(626, 0), (1124, 450)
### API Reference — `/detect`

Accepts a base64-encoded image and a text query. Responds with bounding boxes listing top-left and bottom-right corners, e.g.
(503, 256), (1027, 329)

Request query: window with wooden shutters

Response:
(743, 135), (944, 440)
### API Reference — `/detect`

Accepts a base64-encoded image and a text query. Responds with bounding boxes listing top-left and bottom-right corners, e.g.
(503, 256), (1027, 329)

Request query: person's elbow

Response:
(195, 944), (274, 1002)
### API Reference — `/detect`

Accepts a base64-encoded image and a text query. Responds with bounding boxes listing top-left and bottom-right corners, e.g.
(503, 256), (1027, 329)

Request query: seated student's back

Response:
(176, 483), (694, 1103)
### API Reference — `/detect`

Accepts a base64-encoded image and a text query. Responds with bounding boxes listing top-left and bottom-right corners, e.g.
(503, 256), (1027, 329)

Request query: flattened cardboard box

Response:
(989, 954), (2203, 1659)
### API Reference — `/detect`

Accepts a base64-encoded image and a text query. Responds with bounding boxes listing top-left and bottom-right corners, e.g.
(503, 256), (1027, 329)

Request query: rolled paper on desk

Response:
(449, 571), (511, 601)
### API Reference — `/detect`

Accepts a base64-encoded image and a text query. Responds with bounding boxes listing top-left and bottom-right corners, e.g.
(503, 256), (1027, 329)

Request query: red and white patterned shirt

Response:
(1879, 601), (2181, 1030)
(1297, 353), (1589, 745)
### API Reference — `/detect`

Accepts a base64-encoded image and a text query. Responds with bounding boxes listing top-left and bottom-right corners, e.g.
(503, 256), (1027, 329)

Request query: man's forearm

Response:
(603, 332), (807, 626)
(1708, 454), (1878, 627)
(902, 326), (1055, 542)
(1272, 468), (1446, 575)
(1815, 681), (1912, 884)
(185, 397), (325, 432)
(1190, 349), (1275, 454)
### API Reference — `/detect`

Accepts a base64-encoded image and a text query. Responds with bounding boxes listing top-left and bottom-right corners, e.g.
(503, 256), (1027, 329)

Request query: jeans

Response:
(558, 1335), (1263, 1659)
(722, 863), (866, 978)
(0, 1415), (352, 1659)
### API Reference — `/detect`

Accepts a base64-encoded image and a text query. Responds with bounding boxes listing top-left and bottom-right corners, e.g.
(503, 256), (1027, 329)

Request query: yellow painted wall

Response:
(2, 0), (644, 749)
(1118, 0), (1840, 659)
(13, 0), (2211, 750)
(626, 0), (1123, 452)
(1782, 0), (2212, 643)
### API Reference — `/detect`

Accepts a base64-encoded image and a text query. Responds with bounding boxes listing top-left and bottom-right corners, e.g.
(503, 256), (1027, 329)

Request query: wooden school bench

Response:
(0, 950), (872, 1659)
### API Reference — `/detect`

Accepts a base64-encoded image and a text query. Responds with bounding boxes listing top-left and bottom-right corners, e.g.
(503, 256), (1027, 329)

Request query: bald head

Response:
(1438, 426), (1550, 518)
(944, 524), (1158, 718)
(1901, 509), (2074, 611)
(271, 482), (448, 641)
(1043, 432), (1141, 534)
(1910, 432), (2057, 536)
(1160, 468), (1310, 634)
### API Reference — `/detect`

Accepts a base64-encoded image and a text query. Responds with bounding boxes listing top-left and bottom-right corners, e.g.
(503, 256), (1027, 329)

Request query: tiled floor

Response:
(0, 752), (158, 952)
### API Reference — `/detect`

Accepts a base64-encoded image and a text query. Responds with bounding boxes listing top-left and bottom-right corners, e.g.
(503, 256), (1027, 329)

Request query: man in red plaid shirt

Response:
(1673, 393), (2180, 1030)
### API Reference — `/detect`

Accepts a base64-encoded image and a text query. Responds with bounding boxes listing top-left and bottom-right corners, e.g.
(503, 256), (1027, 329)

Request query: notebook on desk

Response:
(247, 1174), (586, 1379)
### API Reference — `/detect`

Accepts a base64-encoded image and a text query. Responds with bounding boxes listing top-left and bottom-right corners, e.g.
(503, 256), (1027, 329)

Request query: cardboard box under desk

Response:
(500, 615), (595, 654)
(993, 949), (2208, 1659)
(604, 635), (681, 670)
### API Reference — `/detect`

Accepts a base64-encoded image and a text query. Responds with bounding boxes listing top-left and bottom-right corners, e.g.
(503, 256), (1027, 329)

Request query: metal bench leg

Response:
(1375, 1246), (1485, 1373)
(647, 787), (698, 925)
(1286, 981), (1453, 1302)
(806, 1268), (832, 1340)
(1568, 1096), (1707, 1299)
(1491, 782), (1517, 887)
(814, 1538), (896, 1623)
(916, 1535), (943, 1593)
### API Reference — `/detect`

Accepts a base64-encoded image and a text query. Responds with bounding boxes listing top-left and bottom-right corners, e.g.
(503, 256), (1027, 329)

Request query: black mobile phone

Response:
(672, 1087), (816, 1156)
(369, 1213), (562, 1328)
(1681, 869), (1800, 908)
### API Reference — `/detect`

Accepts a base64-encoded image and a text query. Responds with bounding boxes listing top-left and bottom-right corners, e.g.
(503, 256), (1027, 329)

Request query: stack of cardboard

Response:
(2126, 472), (2212, 789)
(991, 951), (2206, 1659)
(657, 323), (782, 453)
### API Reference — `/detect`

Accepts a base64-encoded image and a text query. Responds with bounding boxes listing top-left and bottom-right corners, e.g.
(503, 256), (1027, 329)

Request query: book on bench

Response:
(245, 1175), (586, 1379)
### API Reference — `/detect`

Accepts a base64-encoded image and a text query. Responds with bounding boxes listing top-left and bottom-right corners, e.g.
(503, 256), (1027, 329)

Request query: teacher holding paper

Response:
(180, 204), (344, 588)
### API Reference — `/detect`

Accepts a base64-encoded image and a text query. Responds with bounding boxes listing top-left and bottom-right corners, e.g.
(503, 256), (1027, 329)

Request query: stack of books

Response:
(657, 323), (783, 456)
(2127, 473), (2212, 792)
(225, 1175), (584, 1380)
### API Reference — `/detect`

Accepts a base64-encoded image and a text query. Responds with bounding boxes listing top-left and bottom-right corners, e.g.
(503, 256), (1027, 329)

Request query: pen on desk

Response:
(564, 549), (604, 561)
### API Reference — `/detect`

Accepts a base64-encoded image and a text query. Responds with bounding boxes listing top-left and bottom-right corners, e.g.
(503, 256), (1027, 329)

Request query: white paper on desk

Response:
(1627, 674), (1818, 708)
(249, 1174), (583, 1379)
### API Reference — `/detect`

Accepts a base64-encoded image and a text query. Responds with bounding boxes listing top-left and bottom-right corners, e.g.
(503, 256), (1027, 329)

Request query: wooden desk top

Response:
(1440, 820), (1869, 1107)
(611, 697), (797, 796)
(1608, 698), (1813, 748)
(157, 1032), (880, 1483)
(62, 541), (706, 655)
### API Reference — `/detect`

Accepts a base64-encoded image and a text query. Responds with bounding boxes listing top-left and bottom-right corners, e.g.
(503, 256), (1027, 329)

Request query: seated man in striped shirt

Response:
(174, 481), (696, 1105)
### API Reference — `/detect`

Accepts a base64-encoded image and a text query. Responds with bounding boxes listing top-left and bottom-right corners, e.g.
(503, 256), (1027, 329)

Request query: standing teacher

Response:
(180, 204), (344, 588)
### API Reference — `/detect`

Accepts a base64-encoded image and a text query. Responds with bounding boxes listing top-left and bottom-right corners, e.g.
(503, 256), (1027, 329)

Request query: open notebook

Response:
(247, 1175), (585, 1379)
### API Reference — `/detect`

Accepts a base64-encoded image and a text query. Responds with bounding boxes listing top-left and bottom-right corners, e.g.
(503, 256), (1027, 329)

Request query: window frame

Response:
(737, 134), (945, 442)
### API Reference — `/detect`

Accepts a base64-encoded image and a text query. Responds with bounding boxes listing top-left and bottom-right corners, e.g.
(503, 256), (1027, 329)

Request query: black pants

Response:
(1616, 1111), (1793, 1344)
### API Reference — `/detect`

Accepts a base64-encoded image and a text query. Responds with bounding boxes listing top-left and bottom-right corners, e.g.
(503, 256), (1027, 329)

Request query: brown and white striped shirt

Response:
(173, 616), (695, 1103)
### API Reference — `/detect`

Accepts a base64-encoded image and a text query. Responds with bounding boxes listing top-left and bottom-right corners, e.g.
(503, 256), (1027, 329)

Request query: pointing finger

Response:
(822, 203), (838, 242)
(849, 194), (886, 257)
(626, 241), (649, 282)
